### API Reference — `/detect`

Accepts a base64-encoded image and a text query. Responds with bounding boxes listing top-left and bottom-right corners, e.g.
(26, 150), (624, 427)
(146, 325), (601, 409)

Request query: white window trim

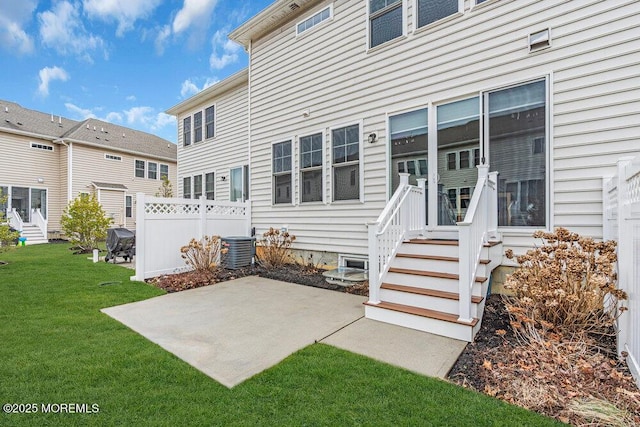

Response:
(271, 139), (295, 206)
(338, 254), (369, 270)
(471, 0), (500, 10)
(31, 142), (54, 151)
(205, 171), (216, 200)
(182, 176), (192, 199)
(329, 120), (364, 204)
(412, 0), (463, 34)
(204, 104), (216, 140)
(193, 111), (204, 144)
(134, 159), (146, 178)
(298, 129), (326, 205)
(192, 173), (204, 199)
(366, 0), (407, 52)
(296, 4), (334, 37)
(229, 164), (249, 202)
(105, 153), (122, 161)
(182, 116), (192, 147)
(147, 161), (159, 180)
(125, 195), (133, 218)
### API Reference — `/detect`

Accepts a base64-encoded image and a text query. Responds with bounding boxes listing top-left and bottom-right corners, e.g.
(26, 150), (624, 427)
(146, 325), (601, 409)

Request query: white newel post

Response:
(417, 178), (427, 236)
(132, 192), (145, 282)
(458, 224), (473, 323)
(367, 221), (381, 304)
(487, 171), (499, 241)
(399, 173), (410, 238)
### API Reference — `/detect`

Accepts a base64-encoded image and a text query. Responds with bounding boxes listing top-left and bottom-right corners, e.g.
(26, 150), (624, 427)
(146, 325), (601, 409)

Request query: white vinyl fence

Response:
(603, 155), (640, 389)
(131, 194), (251, 281)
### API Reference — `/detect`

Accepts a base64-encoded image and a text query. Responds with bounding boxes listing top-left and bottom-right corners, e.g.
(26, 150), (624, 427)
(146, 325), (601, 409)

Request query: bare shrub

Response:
(256, 227), (295, 268)
(180, 235), (226, 271)
(504, 227), (627, 345)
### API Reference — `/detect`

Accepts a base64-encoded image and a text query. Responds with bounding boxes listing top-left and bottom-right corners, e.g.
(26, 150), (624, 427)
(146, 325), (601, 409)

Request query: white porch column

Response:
(367, 221), (381, 304)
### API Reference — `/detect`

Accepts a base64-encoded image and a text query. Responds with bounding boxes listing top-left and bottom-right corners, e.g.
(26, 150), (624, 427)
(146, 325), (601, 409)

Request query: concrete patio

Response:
(102, 276), (467, 388)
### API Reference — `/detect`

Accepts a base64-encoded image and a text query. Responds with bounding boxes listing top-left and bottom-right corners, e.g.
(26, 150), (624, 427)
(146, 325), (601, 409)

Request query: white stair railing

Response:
(367, 174), (426, 304)
(31, 208), (48, 240)
(457, 166), (498, 323)
(8, 209), (24, 232)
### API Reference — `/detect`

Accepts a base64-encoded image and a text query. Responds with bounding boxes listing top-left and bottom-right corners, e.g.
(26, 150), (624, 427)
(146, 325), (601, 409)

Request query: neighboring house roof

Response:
(0, 99), (176, 162)
(90, 182), (128, 190)
(165, 69), (249, 116)
(229, 0), (318, 48)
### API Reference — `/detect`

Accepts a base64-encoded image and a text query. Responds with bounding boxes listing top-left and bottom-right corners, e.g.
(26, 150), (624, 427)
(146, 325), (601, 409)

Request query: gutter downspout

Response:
(247, 40), (252, 202)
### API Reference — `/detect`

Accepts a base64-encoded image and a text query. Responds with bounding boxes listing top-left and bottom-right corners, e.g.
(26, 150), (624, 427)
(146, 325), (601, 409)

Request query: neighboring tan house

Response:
(0, 100), (177, 244)
(170, 0), (639, 341)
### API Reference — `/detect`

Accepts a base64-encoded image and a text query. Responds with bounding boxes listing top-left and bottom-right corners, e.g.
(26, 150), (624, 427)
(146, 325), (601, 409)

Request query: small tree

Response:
(61, 193), (112, 252)
(156, 176), (173, 197)
(0, 189), (20, 254)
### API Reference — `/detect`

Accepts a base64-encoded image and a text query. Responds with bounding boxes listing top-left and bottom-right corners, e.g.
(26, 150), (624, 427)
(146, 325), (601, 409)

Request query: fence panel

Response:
(132, 194), (251, 281)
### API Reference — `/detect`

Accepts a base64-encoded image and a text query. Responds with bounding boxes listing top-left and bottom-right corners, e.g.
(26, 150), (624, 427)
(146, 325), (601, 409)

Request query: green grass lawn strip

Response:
(0, 244), (561, 426)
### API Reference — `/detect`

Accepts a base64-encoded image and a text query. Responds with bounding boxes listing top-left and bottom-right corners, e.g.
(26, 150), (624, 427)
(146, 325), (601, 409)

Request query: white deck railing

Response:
(603, 155), (640, 389)
(8, 209), (23, 232)
(457, 166), (499, 323)
(31, 208), (48, 239)
(132, 194), (252, 281)
(367, 173), (426, 304)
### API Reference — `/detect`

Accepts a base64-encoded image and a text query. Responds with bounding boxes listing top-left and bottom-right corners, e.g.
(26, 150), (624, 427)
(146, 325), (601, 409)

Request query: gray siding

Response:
(246, 0), (640, 256)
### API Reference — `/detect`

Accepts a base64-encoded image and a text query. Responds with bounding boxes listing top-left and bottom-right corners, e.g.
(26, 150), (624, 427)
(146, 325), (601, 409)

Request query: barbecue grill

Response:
(105, 227), (135, 263)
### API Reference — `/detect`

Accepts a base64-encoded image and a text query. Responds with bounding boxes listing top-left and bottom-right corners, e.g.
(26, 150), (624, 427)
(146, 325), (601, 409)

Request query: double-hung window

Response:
(183, 117), (191, 146)
(300, 133), (323, 203)
(193, 175), (203, 199)
(194, 112), (203, 143)
(160, 164), (169, 180)
(205, 172), (215, 200)
(148, 162), (158, 179)
(135, 160), (145, 178)
(417, 0), (459, 29)
(273, 141), (292, 205)
(183, 177), (192, 199)
(369, 0), (403, 48)
(125, 196), (132, 218)
(332, 124), (360, 201)
(205, 106), (215, 139)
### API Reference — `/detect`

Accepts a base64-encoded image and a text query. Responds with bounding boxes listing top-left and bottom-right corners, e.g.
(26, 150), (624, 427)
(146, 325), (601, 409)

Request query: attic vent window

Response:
(31, 142), (54, 152)
(529, 28), (551, 52)
(297, 6), (332, 35)
(105, 154), (122, 161)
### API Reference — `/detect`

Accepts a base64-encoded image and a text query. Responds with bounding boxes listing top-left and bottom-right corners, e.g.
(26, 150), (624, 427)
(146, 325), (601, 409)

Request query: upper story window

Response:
(194, 111), (203, 143)
(300, 133), (323, 203)
(183, 117), (191, 146)
(297, 5), (332, 35)
(369, 0), (403, 48)
(160, 164), (169, 180)
(417, 0), (459, 29)
(332, 124), (360, 201)
(148, 162), (158, 180)
(135, 160), (145, 178)
(205, 106), (215, 139)
(273, 141), (292, 205)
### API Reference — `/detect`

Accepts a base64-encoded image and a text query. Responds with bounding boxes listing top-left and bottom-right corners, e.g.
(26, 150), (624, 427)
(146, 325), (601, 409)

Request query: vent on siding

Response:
(529, 28), (551, 52)
(289, 3), (300, 11)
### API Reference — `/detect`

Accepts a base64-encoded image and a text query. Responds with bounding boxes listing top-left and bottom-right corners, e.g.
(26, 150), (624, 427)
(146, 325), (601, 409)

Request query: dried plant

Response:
(180, 235), (226, 271)
(504, 227), (627, 345)
(256, 227), (296, 268)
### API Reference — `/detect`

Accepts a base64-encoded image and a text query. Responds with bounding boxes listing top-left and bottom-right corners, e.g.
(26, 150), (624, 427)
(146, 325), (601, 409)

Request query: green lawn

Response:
(0, 244), (561, 426)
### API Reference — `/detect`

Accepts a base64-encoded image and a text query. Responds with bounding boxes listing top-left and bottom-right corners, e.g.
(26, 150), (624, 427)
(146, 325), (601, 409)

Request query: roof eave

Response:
(58, 137), (177, 163)
(166, 68), (249, 116)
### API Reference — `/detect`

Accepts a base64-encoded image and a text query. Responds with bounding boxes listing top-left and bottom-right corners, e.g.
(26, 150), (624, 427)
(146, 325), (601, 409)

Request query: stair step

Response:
(395, 253), (490, 265)
(380, 283), (483, 304)
(387, 267), (487, 283)
(408, 239), (458, 245)
(364, 301), (478, 327)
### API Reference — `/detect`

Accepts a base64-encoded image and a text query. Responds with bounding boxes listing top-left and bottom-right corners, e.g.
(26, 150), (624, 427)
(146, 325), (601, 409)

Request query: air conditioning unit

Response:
(221, 236), (256, 269)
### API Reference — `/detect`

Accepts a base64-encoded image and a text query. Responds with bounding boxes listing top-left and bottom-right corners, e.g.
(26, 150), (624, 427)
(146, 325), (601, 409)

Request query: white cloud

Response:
(180, 77), (219, 99)
(125, 106), (174, 131)
(38, 66), (70, 97)
(154, 24), (171, 55)
(0, 0), (37, 54)
(38, 1), (106, 61)
(209, 29), (241, 70)
(83, 0), (162, 37)
(106, 111), (124, 122)
(126, 95), (137, 102)
(172, 0), (218, 35)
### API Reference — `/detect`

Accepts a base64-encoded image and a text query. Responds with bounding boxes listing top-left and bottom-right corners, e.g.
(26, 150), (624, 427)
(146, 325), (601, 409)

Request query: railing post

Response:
(487, 171), (499, 241)
(458, 225), (473, 323)
(417, 178), (427, 236)
(399, 173), (410, 238)
(367, 221), (381, 304)
(132, 193), (145, 282)
(616, 157), (633, 357)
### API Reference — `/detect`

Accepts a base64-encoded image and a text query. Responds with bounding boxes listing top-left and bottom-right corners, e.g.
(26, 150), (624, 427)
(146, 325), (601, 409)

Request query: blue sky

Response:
(0, 0), (272, 144)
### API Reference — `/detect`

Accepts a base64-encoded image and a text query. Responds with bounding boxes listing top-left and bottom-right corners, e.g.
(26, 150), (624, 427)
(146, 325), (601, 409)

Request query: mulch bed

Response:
(147, 267), (639, 425)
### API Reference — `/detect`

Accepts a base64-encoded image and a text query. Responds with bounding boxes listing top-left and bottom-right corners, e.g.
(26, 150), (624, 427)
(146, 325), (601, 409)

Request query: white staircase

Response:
(365, 238), (502, 342)
(20, 225), (48, 245)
